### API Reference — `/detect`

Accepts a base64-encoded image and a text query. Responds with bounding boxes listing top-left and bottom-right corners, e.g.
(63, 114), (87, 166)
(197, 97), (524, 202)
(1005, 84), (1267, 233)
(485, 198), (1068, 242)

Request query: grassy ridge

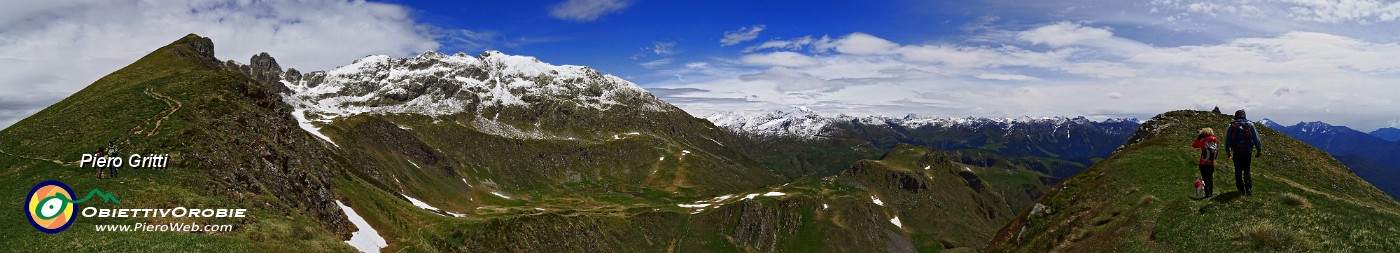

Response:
(988, 110), (1400, 252)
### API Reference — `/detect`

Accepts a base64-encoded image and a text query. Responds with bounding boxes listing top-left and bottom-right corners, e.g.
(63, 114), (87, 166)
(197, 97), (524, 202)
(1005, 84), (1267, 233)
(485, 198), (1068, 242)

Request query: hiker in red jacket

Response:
(1191, 127), (1219, 197)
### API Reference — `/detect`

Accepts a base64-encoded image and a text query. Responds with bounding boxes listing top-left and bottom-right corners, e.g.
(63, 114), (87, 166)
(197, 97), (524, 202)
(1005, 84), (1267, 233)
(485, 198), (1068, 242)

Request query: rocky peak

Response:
(179, 33), (216, 59)
(250, 52), (282, 74)
(168, 34), (221, 69)
(417, 50), (447, 59)
(223, 52), (293, 94)
(249, 52), (286, 86)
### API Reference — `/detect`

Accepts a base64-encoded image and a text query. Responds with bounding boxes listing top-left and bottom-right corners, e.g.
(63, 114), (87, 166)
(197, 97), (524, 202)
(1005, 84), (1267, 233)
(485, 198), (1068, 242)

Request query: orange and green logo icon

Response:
(27, 180), (76, 233)
(25, 180), (119, 234)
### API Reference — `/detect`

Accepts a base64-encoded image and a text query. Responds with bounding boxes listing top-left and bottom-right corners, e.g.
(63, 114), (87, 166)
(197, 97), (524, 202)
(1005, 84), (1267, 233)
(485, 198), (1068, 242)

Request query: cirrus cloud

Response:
(721, 25), (767, 46)
(549, 0), (631, 21)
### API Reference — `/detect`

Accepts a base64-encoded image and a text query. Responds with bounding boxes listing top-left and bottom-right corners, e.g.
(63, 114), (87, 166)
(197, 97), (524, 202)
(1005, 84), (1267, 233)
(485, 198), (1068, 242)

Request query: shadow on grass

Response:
(1196, 192), (1246, 214)
(1211, 191), (1245, 203)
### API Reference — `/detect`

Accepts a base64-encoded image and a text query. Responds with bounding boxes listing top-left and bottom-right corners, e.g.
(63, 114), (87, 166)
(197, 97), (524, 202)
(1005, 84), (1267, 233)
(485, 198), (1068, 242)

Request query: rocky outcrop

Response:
(166, 42), (353, 238)
(235, 52), (292, 94)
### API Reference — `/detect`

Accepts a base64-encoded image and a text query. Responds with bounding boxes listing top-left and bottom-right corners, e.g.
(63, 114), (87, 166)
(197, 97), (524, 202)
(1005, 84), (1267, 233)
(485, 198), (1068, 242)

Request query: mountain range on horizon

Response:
(2, 34), (1398, 252)
(704, 107), (1141, 181)
(1259, 118), (1400, 200)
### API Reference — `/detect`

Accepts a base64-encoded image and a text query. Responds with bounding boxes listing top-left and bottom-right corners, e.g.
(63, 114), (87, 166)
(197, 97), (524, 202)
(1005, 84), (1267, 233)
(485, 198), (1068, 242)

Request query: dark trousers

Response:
(1198, 164), (1215, 196)
(1233, 152), (1253, 192)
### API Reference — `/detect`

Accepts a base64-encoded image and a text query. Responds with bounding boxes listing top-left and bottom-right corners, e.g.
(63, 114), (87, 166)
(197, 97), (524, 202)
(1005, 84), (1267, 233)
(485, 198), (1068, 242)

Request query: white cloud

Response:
(721, 25), (766, 46)
(975, 73), (1041, 81)
(549, 0), (631, 21)
(651, 41), (676, 55)
(650, 23), (1400, 130)
(1277, 0), (1400, 23)
(1017, 22), (1114, 47)
(745, 36), (830, 52)
(641, 58), (673, 68)
(0, 0), (440, 129)
(740, 52), (819, 67)
(437, 29), (553, 53)
(826, 33), (900, 55)
(740, 67), (843, 93)
(1128, 32), (1400, 75)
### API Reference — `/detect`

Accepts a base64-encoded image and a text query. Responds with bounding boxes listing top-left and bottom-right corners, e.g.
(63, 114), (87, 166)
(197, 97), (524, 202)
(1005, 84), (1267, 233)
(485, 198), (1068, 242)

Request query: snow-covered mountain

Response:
(277, 50), (671, 122)
(709, 107), (1142, 179)
(706, 107), (1140, 139)
(703, 107), (835, 138)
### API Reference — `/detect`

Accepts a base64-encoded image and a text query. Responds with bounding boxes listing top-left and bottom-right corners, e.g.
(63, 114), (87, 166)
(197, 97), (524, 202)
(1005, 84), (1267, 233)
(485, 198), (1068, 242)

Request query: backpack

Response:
(1229, 121), (1255, 148)
(1200, 141), (1218, 161)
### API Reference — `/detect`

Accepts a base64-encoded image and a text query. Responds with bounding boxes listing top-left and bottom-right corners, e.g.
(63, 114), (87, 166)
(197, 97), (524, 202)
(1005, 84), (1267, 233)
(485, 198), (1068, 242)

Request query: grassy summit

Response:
(988, 110), (1400, 252)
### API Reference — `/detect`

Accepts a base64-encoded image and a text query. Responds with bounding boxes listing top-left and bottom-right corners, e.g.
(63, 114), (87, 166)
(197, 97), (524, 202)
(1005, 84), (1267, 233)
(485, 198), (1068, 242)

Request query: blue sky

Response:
(3, 0), (1400, 131)
(388, 0), (948, 83)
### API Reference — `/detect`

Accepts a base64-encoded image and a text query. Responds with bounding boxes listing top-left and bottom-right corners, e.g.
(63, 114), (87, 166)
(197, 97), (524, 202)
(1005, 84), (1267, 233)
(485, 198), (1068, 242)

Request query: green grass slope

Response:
(325, 142), (1052, 252)
(0, 34), (355, 252)
(835, 143), (1051, 252)
(987, 110), (1400, 252)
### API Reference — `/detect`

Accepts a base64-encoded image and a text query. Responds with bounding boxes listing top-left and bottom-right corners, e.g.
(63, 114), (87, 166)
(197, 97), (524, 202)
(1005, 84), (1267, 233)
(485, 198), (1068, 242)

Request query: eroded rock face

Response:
(182, 34), (216, 59)
(239, 52), (291, 94)
(193, 50), (352, 238)
(172, 34), (223, 69)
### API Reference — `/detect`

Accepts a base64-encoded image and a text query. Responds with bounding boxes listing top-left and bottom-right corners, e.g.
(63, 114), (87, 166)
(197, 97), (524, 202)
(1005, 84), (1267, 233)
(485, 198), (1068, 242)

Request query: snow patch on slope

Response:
(489, 191), (512, 199)
(292, 109), (339, 147)
(400, 193), (463, 217)
(336, 200), (387, 253)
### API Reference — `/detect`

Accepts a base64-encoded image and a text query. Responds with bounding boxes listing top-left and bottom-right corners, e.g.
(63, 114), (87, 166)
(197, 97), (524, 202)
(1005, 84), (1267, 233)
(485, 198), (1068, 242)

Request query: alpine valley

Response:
(3, 35), (1397, 253)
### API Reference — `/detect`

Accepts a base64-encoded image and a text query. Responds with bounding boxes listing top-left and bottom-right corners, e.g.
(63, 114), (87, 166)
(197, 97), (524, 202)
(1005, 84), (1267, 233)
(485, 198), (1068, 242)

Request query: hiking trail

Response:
(1, 86), (185, 165)
(133, 86), (182, 138)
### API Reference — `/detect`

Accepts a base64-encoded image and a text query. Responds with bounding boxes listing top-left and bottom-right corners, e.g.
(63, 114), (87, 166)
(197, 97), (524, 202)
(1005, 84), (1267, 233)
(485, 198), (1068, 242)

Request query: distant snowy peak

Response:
(1262, 118), (1345, 135)
(707, 107), (1139, 138)
(705, 107), (834, 138)
(1294, 121), (1338, 134)
(1258, 118), (1283, 128)
(279, 50), (669, 120)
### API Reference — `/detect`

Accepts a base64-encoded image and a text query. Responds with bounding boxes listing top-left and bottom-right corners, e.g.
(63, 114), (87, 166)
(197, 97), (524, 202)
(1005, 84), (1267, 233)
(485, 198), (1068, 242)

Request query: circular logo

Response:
(26, 180), (76, 234)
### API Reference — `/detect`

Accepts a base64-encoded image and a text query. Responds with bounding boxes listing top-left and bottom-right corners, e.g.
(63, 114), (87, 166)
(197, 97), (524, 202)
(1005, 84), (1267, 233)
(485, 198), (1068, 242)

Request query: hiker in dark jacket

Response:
(1191, 128), (1219, 197)
(1225, 110), (1263, 195)
(107, 141), (121, 178)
